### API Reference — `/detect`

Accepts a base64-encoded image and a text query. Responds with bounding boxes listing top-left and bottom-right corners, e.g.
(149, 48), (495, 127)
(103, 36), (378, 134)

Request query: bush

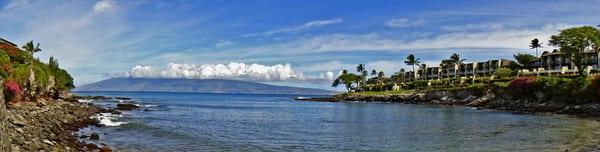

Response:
(4, 79), (22, 102)
(494, 68), (513, 79)
(10, 64), (29, 86)
(584, 76), (600, 98)
(413, 80), (428, 89)
(507, 77), (537, 97)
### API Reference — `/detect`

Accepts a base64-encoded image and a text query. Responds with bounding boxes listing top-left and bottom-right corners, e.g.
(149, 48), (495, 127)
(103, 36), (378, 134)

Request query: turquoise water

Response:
(74, 91), (600, 151)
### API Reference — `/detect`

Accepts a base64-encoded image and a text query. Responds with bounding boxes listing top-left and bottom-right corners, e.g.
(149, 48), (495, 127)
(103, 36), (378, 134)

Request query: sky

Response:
(0, 0), (599, 90)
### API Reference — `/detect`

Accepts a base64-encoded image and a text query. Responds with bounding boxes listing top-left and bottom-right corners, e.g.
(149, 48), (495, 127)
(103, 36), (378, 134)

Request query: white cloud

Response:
(385, 18), (425, 28)
(3, 0), (30, 10)
(111, 62), (326, 82)
(440, 23), (508, 31)
(241, 18), (343, 37)
(93, 0), (114, 14)
(215, 39), (234, 48)
(230, 23), (578, 58)
(318, 71), (335, 81)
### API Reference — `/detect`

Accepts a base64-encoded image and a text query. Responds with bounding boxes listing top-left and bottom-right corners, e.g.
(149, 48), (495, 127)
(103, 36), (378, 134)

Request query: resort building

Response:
(404, 59), (513, 81)
(0, 37), (17, 47)
(523, 49), (599, 76)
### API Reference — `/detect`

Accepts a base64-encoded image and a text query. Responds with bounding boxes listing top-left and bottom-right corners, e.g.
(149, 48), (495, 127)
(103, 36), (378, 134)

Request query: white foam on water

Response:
(143, 104), (157, 108)
(296, 96), (308, 100)
(78, 99), (93, 103)
(91, 113), (128, 127)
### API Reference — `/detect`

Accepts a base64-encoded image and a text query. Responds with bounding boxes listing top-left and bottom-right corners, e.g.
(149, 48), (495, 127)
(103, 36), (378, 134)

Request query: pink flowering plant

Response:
(4, 79), (22, 102)
(507, 77), (537, 97)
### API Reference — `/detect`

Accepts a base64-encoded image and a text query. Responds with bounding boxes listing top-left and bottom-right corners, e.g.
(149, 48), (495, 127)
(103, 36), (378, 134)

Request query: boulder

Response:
(114, 97), (132, 100)
(100, 146), (113, 152)
(116, 103), (139, 110)
(90, 132), (100, 140)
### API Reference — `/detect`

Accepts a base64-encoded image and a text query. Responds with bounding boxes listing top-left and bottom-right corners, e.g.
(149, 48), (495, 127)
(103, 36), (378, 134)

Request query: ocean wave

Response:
(143, 104), (158, 108)
(78, 99), (93, 103)
(91, 113), (128, 127)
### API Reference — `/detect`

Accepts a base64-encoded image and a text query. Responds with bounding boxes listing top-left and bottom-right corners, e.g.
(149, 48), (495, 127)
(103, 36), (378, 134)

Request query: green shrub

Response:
(413, 80), (428, 89)
(10, 50), (30, 64)
(10, 64), (29, 86)
(33, 64), (49, 89)
(494, 68), (513, 79)
(586, 76), (600, 97)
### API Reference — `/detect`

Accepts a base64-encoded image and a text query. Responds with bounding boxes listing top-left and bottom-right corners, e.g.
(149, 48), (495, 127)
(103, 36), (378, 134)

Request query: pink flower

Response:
(4, 79), (22, 96)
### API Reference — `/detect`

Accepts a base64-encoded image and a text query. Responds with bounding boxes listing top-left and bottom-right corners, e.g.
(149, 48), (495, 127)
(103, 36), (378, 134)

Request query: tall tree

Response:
(529, 38), (543, 56)
(549, 26), (600, 77)
(440, 59), (452, 79)
(356, 64), (366, 74)
(394, 68), (405, 83)
(419, 64), (427, 80)
(449, 53), (466, 78)
(21, 41), (42, 99)
(404, 54), (420, 80)
(355, 64), (367, 91)
(332, 69), (359, 92)
(513, 53), (538, 70)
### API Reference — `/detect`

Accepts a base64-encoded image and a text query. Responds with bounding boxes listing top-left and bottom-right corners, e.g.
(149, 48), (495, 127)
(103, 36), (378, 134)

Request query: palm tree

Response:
(21, 41), (42, 99)
(355, 64), (367, 91)
(371, 69), (377, 76)
(376, 71), (385, 91)
(450, 53), (466, 78)
(398, 68), (406, 83)
(404, 54), (420, 80)
(332, 69), (359, 92)
(419, 64), (427, 80)
(529, 38), (543, 57)
(356, 64), (366, 74)
(440, 59), (451, 79)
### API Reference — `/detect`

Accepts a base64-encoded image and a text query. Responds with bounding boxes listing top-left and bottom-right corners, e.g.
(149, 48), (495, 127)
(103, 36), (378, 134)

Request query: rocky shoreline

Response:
(311, 89), (600, 116)
(301, 89), (600, 151)
(3, 97), (114, 151)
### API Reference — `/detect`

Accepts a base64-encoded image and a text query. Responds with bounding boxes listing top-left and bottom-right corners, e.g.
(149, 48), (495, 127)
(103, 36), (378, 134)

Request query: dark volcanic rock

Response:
(90, 132), (100, 140)
(5, 97), (106, 151)
(117, 103), (140, 110)
(114, 97), (132, 100)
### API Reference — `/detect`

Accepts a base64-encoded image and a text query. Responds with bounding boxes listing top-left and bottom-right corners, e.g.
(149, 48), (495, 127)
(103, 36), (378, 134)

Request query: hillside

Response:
(0, 40), (74, 103)
(75, 78), (337, 95)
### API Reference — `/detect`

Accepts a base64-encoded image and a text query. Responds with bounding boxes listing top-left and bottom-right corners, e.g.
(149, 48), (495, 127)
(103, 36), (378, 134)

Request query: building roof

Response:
(0, 37), (17, 46)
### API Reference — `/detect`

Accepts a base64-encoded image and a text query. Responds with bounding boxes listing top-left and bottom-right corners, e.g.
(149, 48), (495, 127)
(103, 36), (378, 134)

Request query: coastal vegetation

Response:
(0, 39), (74, 104)
(332, 25), (600, 103)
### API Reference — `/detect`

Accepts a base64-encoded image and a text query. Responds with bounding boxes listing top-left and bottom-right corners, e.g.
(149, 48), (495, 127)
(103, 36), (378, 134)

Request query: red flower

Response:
(0, 44), (18, 57)
(4, 79), (22, 97)
(508, 77), (537, 95)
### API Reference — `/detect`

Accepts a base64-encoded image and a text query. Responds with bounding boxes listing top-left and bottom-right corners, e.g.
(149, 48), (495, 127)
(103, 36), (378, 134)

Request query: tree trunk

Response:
(412, 65), (416, 80)
(28, 61), (36, 101)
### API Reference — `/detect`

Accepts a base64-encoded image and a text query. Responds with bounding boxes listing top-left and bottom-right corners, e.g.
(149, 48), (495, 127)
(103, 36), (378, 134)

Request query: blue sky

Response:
(1, 0), (599, 90)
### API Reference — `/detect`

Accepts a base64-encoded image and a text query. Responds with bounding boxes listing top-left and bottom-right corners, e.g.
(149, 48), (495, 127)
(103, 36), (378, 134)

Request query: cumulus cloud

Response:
(93, 0), (114, 14)
(385, 18), (425, 28)
(241, 18), (343, 37)
(318, 71), (335, 81)
(110, 63), (339, 82)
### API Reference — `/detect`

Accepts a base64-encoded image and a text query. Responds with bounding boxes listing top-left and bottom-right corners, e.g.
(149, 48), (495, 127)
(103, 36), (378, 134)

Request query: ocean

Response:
(74, 91), (600, 151)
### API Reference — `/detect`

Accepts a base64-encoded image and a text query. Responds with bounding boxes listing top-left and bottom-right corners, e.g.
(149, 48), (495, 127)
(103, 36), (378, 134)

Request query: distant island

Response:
(75, 77), (337, 95)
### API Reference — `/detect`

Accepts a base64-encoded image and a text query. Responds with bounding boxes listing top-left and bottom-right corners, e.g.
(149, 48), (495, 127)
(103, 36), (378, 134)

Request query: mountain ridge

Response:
(74, 78), (337, 95)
